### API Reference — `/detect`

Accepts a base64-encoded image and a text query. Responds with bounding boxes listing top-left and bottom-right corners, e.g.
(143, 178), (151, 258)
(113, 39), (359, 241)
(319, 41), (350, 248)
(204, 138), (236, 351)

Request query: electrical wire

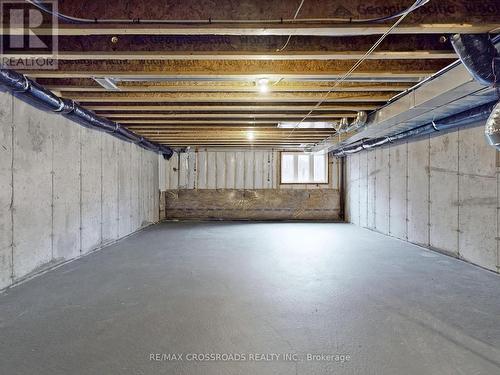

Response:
(285, 0), (430, 140)
(27, 0), (429, 25)
(276, 0), (305, 52)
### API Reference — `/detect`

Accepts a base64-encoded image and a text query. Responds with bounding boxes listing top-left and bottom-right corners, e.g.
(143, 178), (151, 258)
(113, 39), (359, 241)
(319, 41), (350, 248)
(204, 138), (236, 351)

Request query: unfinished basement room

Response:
(1, 0), (500, 374)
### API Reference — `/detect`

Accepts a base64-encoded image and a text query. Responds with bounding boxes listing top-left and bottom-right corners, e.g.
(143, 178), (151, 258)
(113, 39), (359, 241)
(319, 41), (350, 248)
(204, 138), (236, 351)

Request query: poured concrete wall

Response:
(159, 149), (341, 220)
(165, 189), (341, 220)
(345, 122), (499, 273)
(0, 92), (159, 290)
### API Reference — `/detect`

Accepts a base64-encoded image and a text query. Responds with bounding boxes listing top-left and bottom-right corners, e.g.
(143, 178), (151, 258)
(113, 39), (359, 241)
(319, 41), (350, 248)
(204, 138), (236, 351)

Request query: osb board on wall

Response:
(165, 189), (341, 221)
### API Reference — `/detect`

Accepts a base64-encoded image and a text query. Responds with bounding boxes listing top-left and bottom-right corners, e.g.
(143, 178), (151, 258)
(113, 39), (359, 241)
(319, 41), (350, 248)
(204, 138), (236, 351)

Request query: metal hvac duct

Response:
(451, 34), (500, 152)
(451, 34), (499, 86)
(333, 101), (497, 157)
(485, 102), (500, 150)
(0, 69), (174, 160)
(339, 111), (367, 134)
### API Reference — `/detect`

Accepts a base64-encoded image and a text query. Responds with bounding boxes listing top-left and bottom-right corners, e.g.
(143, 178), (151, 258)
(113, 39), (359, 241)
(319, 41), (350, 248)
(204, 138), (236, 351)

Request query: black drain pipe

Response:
(0, 69), (174, 160)
(333, 101), (498, 157)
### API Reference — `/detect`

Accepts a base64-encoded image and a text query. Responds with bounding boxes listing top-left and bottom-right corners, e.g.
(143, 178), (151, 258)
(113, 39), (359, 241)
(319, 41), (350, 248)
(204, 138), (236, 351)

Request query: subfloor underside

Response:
(1, 222), (499, 375)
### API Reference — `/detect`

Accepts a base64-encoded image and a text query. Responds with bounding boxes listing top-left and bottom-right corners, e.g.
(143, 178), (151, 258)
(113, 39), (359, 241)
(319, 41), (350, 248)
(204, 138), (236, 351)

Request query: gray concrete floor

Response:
(1, 222), (499, 375)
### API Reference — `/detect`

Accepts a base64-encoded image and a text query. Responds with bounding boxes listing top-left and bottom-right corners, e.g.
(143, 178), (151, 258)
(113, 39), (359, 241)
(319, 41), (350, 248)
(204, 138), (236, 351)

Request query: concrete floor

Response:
(0, 222), (499, 375)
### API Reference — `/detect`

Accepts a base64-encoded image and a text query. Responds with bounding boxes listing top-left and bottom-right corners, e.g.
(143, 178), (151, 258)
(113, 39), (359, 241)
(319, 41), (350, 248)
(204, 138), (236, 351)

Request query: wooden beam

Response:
(43, 81), (413, 93)
(45, 0), (499, 37)
(12, 23), (498, 37)
(147, 136), (329, 140)
(141, 129), (333, 134)
(32, 34), (455, 61)
(122, 120), (284, 125)
(102, 113), (356, 119)
(153, 140), (323, 143)
(9, 50), (457, 60)
(62, 91), (393, 103)
(87, 104), (380, 111)
(21, 59), (451, 79)
(127, 126), (334, 130)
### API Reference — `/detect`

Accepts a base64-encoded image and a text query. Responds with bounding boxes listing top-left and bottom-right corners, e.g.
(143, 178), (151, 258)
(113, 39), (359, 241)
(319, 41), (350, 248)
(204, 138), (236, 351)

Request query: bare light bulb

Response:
(257, 78), (269, 94)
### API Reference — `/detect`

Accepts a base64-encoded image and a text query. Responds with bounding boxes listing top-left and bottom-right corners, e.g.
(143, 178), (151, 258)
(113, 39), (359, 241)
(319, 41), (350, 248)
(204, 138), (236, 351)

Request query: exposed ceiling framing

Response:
(7, 0), (500, 148)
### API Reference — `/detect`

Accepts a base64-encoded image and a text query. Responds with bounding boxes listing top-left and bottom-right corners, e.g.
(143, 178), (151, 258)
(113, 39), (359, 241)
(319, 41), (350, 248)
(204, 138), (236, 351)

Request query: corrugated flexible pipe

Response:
(485, 101), (500, 149)
(0, 69), (174, 159)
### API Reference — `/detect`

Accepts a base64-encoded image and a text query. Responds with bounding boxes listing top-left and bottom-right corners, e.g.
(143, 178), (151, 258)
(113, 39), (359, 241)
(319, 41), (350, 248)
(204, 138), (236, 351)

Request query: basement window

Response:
(280, 152), (328, 184)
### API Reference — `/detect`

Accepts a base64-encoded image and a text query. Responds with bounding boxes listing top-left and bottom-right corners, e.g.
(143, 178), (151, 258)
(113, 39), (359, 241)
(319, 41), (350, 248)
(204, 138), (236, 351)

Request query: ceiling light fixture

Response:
(257, 78), (270, 94)
(247, 130), (255, 140)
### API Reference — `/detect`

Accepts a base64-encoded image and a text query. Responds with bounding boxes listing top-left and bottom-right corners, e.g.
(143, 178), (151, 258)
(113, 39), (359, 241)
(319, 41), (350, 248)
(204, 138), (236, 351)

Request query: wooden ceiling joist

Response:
(10, 0), (497, 148)
(17, 34), (457, 61)
(10, 50), (458, 60)
(86, 104), (380, 112)
(126, 126), (334, 130)
(61, 89), (393, 101)
(100, 113), (358, 119)
(42, 0), (500, 37)
(44, 81), (413, 93)
(13, 23), (498, 37)
(20, 59), (452, 79)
